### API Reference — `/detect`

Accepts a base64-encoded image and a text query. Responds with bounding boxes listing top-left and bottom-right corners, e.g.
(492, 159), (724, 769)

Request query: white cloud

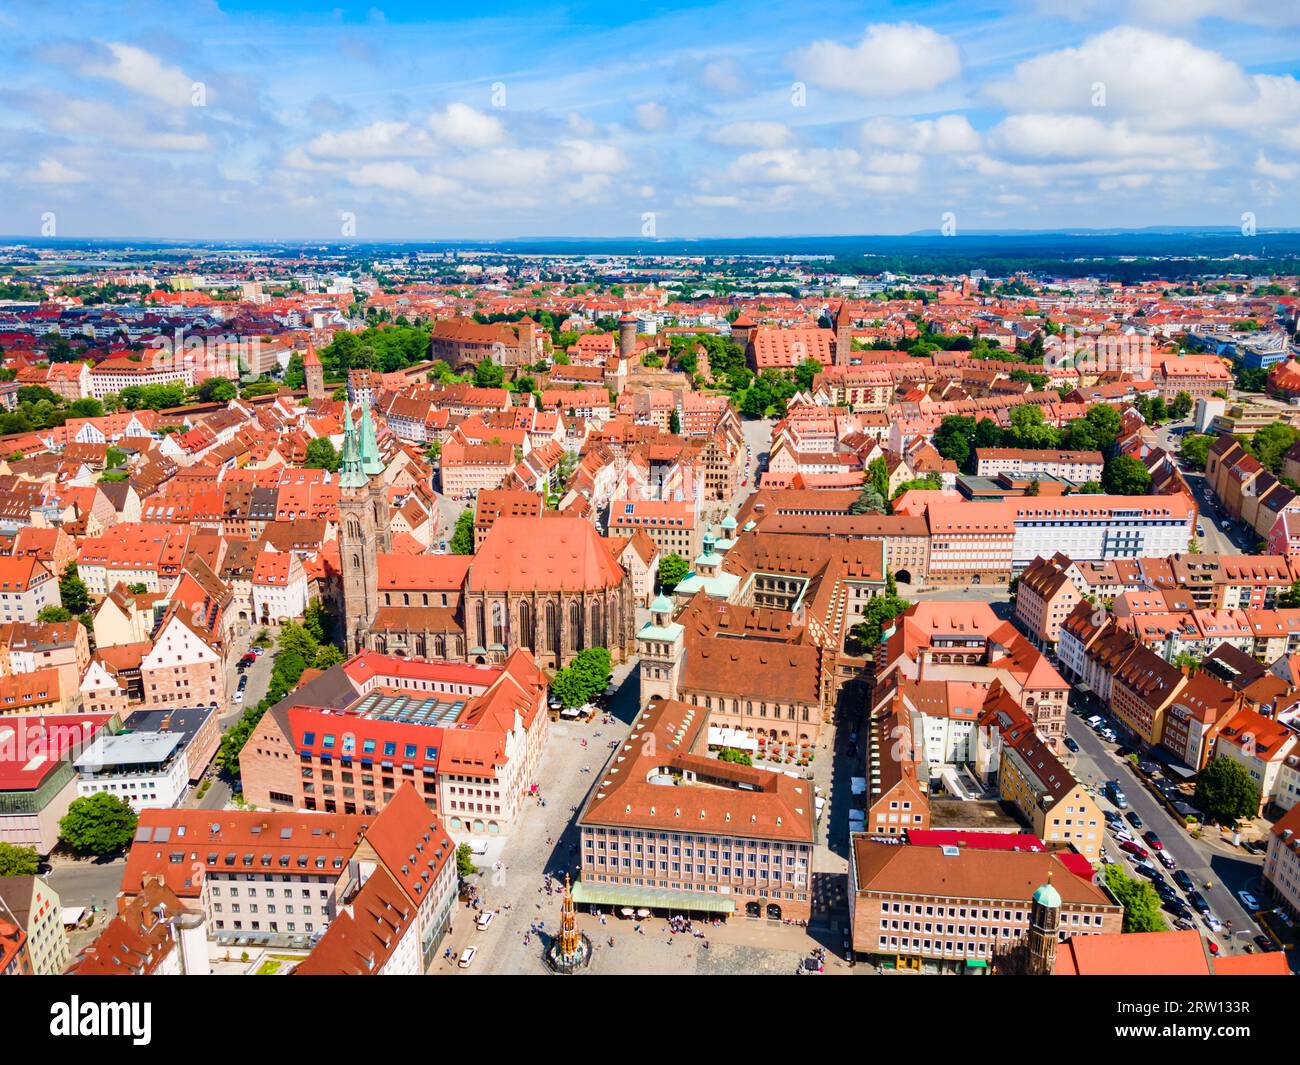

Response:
(1256, 151), (1300, 180)
(634, 102), (671, 132)
(860, 114), (980, 153)
(560, 139), (629, 174)
(30, 157), (86, 184)
(427, 103), (504, 147)
(307, 121), (425, 159)
(84, 42), (198, 108)
(788, 23), (960, 98)
(987, 27), (1300, 131)
(702, 58), (746, 96)
(710, 121), (791, 149)
(988, 113), (1207, 161)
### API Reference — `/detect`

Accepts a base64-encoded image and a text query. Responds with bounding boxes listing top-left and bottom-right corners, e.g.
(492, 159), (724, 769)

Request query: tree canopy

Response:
(1194, 756), (1261, 826)
(59, 792), (139, 856)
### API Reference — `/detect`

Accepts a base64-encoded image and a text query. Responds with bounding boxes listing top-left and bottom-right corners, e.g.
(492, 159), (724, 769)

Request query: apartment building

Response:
(848, 838), (1123, 972)
(974, 448), (1104, 484)
(0, 556), (60, 624)
(240, 650), (549, 840)
(118, 784), (456, 962)
(0, 874), (68, 975)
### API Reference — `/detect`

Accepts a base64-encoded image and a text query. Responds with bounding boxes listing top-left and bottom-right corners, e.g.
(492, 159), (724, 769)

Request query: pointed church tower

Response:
(304, 341), (325, 401)
(359, 396), (392, 553)
(338, 403), (381, 653)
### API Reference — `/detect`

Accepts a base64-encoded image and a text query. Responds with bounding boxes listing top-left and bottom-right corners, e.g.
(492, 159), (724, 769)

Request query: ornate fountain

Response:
(544, 874), (592, 973)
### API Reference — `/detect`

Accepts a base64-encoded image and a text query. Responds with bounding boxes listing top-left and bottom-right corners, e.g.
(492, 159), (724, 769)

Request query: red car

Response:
(1142, 831), (1163, 851)
(1119, 840), (1149, 860)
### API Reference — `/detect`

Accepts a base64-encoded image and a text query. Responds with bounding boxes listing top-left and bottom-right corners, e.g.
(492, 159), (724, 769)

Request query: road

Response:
(1064, 694), (1267, 953)
(46, 857), (127, 913)
(1153, 416), (1255, 554)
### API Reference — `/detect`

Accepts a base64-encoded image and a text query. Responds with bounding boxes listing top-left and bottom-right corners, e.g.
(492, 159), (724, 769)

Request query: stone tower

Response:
(358, 396), (391, 553)
(637, 594), (684, 707)
(833, 302), (853, 366)
(303, 341), (325, 401)
(618, 314), (638, 358)
(338, 403), (381, 653)
(1026, 874), (1061, 975)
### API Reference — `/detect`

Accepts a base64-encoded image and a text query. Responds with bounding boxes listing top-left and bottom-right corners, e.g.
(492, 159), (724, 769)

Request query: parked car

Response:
(1188, 891), (1211, 915)
(1254, 934), (1277, 952)
(475, 911), (495, 931)
(1238, 890), (1261, 912)
(1119, 840), (1149, 860)
(1126, 811), (1144, 830)
(233, 689), (244, 704)
(1158, 850), (1178, 870)
(1173, 870), (1195, 892)
(458, 946), (478, 968)
(1142, 830), (1163, 850)
(1203, 913), (1224, 934)
(1063, 737), (1079, 753)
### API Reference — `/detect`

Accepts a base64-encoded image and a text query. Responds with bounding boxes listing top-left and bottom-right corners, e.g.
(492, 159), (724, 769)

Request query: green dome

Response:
(1032, 881), (1061, 909)
(720, 515), (737, 530)
(650, 594), (674, 614)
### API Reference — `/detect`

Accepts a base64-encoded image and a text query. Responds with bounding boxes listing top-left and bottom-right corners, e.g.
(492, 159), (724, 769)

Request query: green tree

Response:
(1179, 432), (1212, 470)
(0, 841), (39, 877)
(449, 509), (475, 555)
(846, 593), (910, 655)
(551, 647), (612, 708)
(794, 358), (823, 392)
(658, 553), (689, 592)
(1252, 421), (1300, 474)
(37, 606), (72, 623)
(1104, 864), (1167, 933)
(1194, 756), (1261, 826)
(59, 564), (89, 616)
(59, 793), (139, 857)
(669, 409), (681, 434)
(455, 842), (477, 880)
(303, 437), (340, 472)
(197, 377), (237, 403)
(1102, 454), (1151, 495)
(473, 360), (504, 388)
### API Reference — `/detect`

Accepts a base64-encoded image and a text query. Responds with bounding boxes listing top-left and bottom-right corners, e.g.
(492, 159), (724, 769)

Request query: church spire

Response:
(339, 401), (368, 489)
(359, 395), (384, 477)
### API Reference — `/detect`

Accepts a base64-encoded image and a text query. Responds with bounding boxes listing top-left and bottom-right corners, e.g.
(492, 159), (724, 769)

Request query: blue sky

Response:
(1, 0), (1299, 240)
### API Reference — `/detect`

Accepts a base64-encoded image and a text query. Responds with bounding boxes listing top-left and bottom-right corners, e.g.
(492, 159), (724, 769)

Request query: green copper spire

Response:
(359, 395), (384, 477)
(339, 401), (368, 489)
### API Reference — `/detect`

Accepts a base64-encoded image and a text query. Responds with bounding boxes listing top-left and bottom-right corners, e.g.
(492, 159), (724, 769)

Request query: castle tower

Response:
(637, 593), (684, 707)
(338, 403), (381, 653)
(618, 314), (638, 358)
(358, 396), (391, 553)
(303, 341), (325, 401)
(730, 312), (755, 351)
(517, 315), (540, 366)
(833, 302), (853, 366)
(1026, 873), (1061, 975)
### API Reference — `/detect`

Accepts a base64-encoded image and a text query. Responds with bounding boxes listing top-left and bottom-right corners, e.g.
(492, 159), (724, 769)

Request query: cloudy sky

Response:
(1, 0), (1298, 240)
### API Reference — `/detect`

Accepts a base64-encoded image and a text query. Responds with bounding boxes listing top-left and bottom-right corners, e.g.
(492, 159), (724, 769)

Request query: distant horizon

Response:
(6, 225), (1300, 249)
